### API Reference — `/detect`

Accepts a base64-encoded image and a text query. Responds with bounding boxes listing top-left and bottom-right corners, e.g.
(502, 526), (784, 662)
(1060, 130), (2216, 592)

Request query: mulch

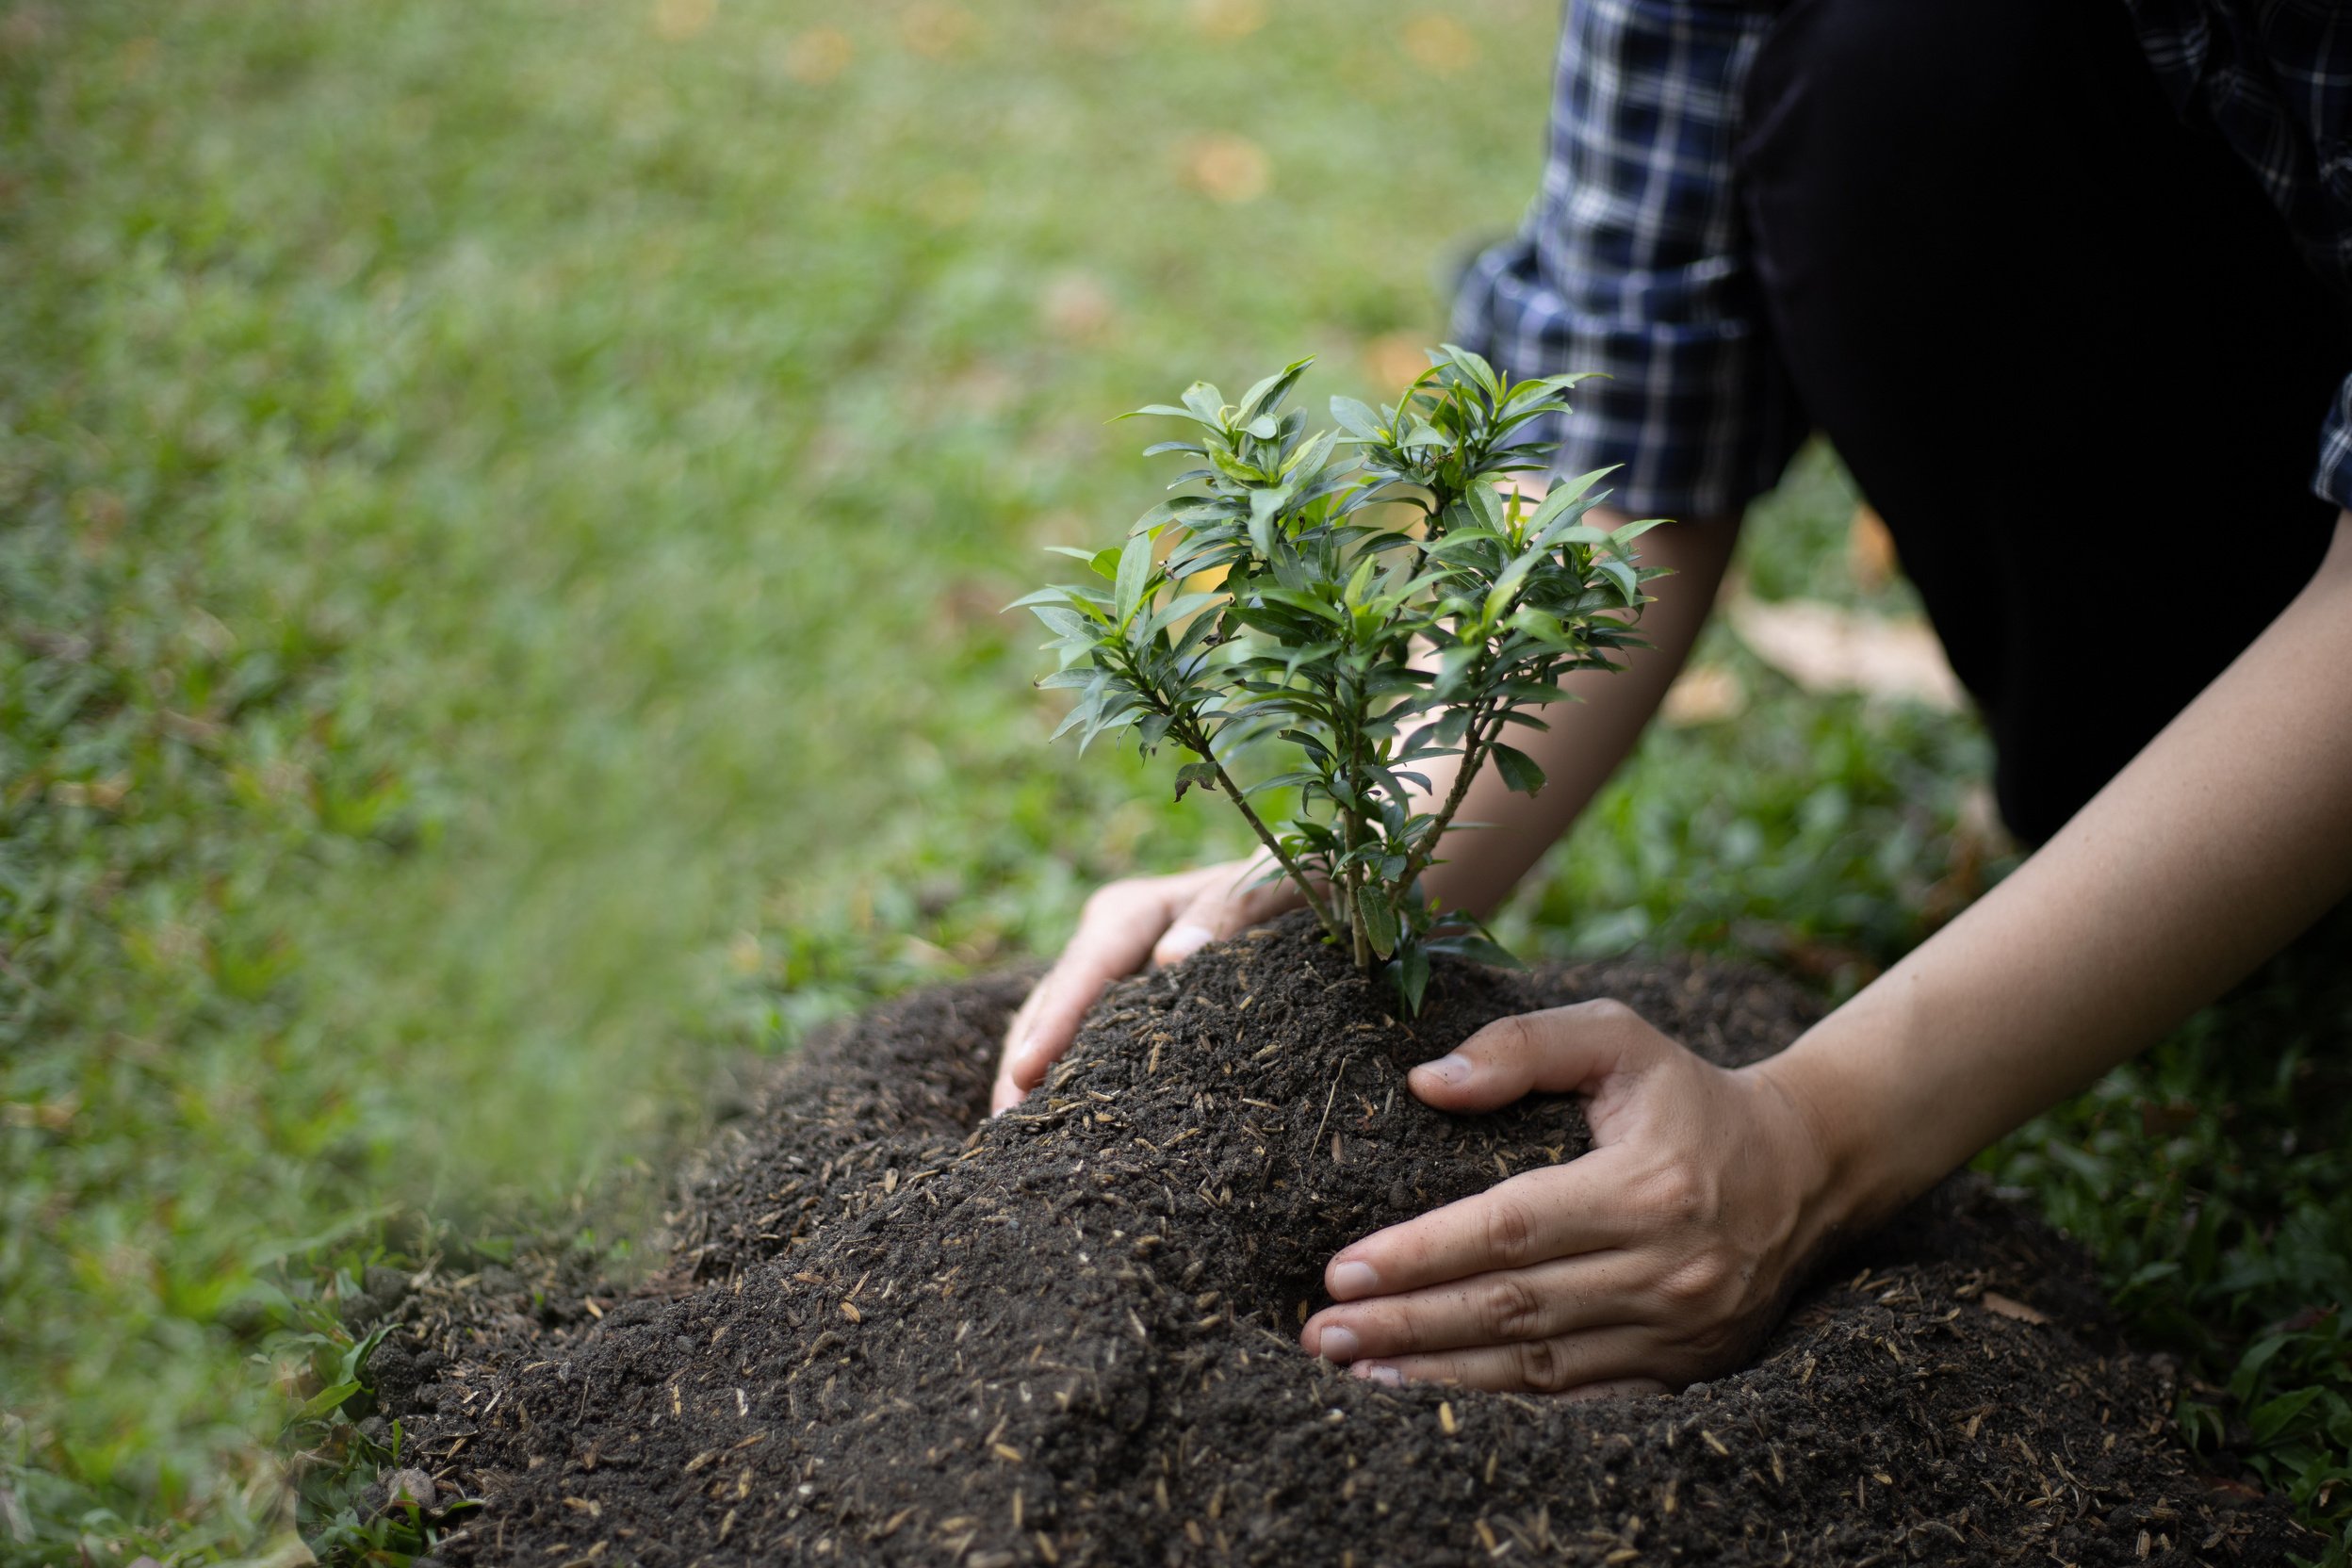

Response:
(359, 915), (2305, 1566)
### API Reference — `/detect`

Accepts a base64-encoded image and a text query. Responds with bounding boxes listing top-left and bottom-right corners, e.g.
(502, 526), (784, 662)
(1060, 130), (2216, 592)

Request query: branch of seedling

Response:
(1016, 345), (1666, 1011)
(1171, 716), (1339, 938)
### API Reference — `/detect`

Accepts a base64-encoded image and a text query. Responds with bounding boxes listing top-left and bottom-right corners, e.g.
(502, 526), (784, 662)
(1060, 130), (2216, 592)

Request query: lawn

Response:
(0, 1), (2344, 1563)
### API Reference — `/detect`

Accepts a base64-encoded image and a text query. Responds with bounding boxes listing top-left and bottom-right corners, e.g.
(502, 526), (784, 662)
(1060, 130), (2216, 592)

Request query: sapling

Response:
(1018, 346), (1664, 1009)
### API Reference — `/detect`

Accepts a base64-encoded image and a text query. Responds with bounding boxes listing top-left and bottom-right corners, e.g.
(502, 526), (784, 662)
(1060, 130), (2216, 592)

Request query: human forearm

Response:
(1418, 505), (1742, 916)
(1763, 513), (2352, 1235)
(1303, 514), (2352, 1398)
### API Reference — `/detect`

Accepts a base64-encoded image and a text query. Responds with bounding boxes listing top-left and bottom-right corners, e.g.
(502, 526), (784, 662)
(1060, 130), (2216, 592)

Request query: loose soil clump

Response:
(372, 917), (2300, 1565)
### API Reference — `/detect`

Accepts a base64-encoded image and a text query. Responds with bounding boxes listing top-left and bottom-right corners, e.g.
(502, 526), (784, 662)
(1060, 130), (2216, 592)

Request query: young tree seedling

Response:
(1017, 346), (1665, 1008)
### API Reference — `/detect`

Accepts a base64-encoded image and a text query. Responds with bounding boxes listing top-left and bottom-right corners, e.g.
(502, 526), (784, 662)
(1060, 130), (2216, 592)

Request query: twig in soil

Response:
(1310, 1063), (1348, 1155)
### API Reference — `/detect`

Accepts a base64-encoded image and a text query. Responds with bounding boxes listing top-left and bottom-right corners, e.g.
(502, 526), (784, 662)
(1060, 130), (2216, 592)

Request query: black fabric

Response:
(1738, 0), (2352, 845)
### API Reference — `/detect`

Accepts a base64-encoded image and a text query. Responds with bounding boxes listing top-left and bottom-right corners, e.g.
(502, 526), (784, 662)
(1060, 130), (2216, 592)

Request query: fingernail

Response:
(1353, 1363), (1402, 1387)
(1413, 1053), (1473, 1086)
(1316, 1325), (1359, 1363)
(1329, 1261), (1379, 1298)
(1159, 923), (1215, 964)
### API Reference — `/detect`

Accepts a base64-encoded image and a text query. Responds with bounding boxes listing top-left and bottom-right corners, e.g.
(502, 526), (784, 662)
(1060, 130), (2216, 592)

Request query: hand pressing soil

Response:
(370, 916), (2305, 1567)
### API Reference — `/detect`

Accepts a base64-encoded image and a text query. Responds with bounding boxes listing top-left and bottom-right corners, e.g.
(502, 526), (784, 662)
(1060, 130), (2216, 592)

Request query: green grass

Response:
(0, 1), (2343, 1563)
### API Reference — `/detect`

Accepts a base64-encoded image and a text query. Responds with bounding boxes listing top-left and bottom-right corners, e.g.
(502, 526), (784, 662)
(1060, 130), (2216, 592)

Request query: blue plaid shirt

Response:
(1451, 0), (2352, 520)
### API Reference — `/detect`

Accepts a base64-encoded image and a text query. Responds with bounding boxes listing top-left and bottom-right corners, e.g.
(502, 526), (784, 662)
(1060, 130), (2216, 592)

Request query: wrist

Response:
(1743, 1017), (1929, 1254)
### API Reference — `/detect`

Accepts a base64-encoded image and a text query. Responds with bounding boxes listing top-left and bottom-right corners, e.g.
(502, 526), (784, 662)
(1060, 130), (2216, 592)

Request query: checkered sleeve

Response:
(2127, 0), (2352, 511)
(2322, 380), (2352, 514)
(1449, 0), (1804, 520)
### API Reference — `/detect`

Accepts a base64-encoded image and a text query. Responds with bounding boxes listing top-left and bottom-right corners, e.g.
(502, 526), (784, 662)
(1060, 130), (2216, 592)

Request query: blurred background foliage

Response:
(0, 0), (2341, 1562)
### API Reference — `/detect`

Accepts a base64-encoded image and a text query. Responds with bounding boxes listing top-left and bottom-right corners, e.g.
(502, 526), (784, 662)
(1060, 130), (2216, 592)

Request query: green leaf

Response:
(1142, 589), (1227, 642)
(1491, 743), (1545, 795)
(1255, 587), (1347, 625)
(1241, 769), (1320, 796)
(1247, 482), (1293, 558)
(1595, 556), (1640, 606)
(1608, 516), (1667, 549)
(1236, 357), (1314, 422)
(1128, 497), (1200, 535)
(1438, 342), (1499, 397)
(1514, 369), (1604, 400)
(1464, 480), (1506, 535)
(1124, 402), (1218, 428)
(1172, 760), (1221, 802)
(1506, 607), (1571, 647)
(342, 1323), (393, 1385)
(1282, 427), (1339, 482)
(1114, 532), (1153, 624)
(1182, 382), (1228, 426)
(1048, 686), (1105, 742)
(291, 1380), (363, 1424)
(1429, 930), (1522, 969)
(2250, 1386), (2330, 1444)
(1482, 547), (1544, 624)
(1527, 466), (1618, 532)
(1359, 886), (1399, 958)
(1426, 527), (1507, 560)
(1031, 603), (1099, 643)
(1330, 396), (1386, 441)
(1395, 941), (1430, 1014)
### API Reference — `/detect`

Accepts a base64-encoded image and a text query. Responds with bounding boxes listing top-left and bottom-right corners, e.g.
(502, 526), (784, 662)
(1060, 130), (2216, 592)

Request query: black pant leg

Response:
(1739, 0), (2352, 844)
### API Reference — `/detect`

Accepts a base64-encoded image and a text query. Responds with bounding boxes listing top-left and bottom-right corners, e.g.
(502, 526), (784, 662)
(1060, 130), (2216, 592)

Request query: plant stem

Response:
(1142, 654), (1341, 941)
(1398, 697), (1497, 898)
(1198, 748), (1342, 940)
(1337, 678), (1373, 972)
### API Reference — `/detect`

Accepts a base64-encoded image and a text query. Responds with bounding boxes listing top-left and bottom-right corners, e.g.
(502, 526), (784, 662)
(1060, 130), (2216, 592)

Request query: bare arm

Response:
(1770, 511), (2352, 1233)
(1305, 513), (2352, 1393)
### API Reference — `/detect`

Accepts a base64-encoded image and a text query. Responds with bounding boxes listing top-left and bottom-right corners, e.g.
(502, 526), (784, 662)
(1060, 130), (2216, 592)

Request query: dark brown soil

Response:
(369, 916), (2303, 1566)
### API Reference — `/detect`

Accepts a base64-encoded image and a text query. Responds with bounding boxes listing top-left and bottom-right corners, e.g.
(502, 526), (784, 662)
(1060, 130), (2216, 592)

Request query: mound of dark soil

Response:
(369, 917), (2302, 1566)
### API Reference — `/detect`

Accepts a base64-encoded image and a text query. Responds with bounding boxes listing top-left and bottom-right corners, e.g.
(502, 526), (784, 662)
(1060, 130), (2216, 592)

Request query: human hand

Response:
(1299, 1000), (1844, 1395)
(992, 857), (1298, 1114)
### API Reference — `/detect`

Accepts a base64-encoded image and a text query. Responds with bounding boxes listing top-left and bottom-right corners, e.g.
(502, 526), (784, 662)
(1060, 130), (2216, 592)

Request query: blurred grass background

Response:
(0, 0), (2343, 1562)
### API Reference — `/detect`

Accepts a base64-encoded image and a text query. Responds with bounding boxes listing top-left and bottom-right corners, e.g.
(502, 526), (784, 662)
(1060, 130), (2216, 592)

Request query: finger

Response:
(1302, 1254), (1645, 1362)
(994, 986), (1045, 1092)
(1559, 1378), (1672, 1402)
(1348, 1326), (1663, 1395)
(1407, 999), (1664, 1113)
(994, 898), (1166, 1113)
(994, 952), (1137, 1111)
(1323, 1158), (1639, 1300)
(1149, 859), (1290, 970)
(993, 983), (1050, 1113)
